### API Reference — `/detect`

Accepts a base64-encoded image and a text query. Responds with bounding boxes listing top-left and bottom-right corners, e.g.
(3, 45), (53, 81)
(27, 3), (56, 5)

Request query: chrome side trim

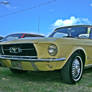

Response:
(0, 55), (66, 62)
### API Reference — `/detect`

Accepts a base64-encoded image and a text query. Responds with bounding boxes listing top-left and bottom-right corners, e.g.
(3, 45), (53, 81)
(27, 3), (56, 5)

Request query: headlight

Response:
(48, 44), (57, 56)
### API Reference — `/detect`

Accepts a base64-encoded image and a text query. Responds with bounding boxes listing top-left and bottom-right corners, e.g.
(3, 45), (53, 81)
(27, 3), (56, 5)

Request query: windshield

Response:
(2, 34), (23, 41)
(49, 27), (87, 38)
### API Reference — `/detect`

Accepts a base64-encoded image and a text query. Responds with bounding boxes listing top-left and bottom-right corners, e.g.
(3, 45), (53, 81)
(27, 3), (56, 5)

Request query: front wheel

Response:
(61, 52), (84, 84)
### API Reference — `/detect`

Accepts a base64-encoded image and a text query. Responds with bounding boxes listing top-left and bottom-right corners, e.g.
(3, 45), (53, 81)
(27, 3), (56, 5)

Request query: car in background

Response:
(1, 33), (44, 42)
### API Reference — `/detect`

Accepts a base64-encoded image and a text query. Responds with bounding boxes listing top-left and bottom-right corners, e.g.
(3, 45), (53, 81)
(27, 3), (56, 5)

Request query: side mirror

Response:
(78, 34), (89, 39)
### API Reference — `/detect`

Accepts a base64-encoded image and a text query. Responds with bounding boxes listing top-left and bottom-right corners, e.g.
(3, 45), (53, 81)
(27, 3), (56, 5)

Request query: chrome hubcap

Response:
(72, 57), (81, 80)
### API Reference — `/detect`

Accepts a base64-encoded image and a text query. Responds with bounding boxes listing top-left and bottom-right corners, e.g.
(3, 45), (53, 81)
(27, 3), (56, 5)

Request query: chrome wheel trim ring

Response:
(72, 56), (83, 82)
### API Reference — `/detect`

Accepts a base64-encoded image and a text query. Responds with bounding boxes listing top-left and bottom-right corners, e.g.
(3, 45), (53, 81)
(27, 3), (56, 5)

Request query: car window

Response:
(53, 33), (68, 38)
(89, 28), (92, 39)
(49, 27), (87, 38)
(3, 34), (23, 41)
(24, 34), (43, 38)
(24, 34), (36, 38)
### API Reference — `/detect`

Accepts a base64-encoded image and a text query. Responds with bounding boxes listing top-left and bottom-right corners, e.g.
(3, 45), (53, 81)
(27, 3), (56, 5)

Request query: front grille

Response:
(1, 43), (37, 56)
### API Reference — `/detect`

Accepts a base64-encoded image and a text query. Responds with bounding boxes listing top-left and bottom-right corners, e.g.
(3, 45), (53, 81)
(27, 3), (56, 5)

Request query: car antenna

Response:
(38, 16), (40, 33)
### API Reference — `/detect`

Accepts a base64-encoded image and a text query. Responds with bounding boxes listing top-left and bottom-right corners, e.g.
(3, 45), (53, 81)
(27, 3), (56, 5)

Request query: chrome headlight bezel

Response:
(48, 44), (58, 56)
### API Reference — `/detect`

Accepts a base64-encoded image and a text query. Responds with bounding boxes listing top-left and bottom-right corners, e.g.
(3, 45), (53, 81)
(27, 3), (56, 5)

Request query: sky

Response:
(0, 0), (92, 36)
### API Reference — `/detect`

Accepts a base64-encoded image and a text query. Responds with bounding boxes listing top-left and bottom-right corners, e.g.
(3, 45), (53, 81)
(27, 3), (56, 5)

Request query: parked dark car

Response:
(1, 33), (44, 42)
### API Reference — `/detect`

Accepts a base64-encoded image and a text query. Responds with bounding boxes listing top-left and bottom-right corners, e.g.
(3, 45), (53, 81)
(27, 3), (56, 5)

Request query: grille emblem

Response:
(9, 47), (22, 54)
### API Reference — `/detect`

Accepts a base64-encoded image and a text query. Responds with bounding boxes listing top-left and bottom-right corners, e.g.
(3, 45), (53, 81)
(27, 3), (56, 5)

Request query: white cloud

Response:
(53, 16), (91, 28)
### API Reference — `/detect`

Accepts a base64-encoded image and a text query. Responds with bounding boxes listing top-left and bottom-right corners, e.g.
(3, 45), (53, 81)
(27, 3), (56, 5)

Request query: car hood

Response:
(0, 37), (58, 45)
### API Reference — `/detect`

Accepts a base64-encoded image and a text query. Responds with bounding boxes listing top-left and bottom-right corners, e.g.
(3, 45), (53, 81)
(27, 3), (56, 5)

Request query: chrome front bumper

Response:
(0, 55), (66, 62)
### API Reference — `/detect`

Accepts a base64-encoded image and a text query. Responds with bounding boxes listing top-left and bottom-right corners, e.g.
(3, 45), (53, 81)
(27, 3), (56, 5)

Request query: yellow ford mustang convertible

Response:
(0, 25), (92, 84)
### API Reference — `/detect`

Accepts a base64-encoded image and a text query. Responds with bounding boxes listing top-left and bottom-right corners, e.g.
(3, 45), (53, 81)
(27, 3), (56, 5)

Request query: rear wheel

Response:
(61, 52), (84, 84)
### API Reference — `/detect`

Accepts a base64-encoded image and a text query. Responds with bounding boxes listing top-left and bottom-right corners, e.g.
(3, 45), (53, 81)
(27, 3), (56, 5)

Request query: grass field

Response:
(0, 67), (92, 92)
